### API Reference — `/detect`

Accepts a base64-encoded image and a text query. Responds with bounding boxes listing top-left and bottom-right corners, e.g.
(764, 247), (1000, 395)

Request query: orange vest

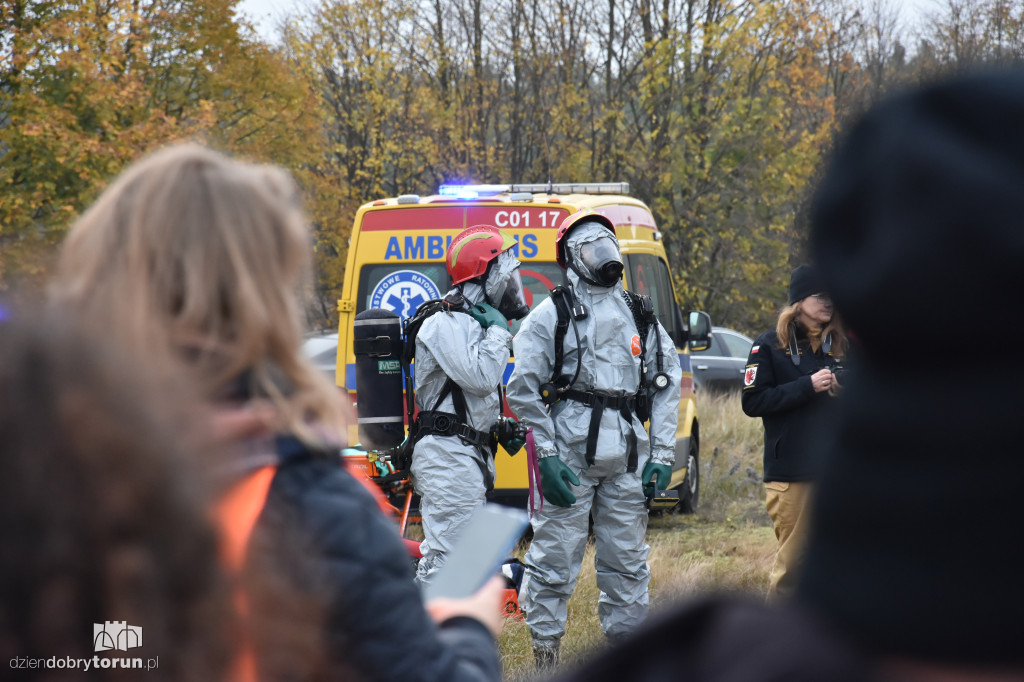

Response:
(211, 460), (416, 681)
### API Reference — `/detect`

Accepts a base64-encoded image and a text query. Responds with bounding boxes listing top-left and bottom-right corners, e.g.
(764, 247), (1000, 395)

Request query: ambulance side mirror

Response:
(670, 303), (687, 348)
(687, 311), (712, 352)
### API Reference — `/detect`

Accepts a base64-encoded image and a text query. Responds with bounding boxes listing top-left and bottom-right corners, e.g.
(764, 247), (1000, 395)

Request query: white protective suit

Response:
(506, 224), (682, 644)
(411, 279), (513, 586)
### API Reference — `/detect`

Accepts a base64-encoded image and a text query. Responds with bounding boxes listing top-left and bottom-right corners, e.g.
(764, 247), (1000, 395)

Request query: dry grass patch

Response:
(694, 390), (769, 524)
(499, 517), (775, 679)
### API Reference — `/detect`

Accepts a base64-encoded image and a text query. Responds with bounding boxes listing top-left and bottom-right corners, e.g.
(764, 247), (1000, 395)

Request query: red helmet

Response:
(555, 208), (616, 269)
(446, 225), (518, 285)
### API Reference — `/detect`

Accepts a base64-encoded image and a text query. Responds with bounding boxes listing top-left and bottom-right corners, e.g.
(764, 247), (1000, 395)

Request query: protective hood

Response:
(459, 281), (486, 306)
(566, 223), (623, 288)
(484, 250), (530, 320)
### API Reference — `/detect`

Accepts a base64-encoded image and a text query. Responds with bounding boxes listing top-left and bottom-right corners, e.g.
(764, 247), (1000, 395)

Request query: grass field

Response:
(498, 391), (774, 679)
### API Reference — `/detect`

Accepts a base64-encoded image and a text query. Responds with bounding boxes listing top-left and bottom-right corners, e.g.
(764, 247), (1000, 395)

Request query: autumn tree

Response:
(0, 0), (323, 301)
(20, 0), (997, 330)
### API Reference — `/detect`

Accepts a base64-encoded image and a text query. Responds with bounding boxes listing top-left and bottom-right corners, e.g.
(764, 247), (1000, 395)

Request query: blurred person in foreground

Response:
(741, 264), (847, 599)
(48, 143), (503, 682)
(548, 70), (1024, 681)
(0, 309), (234, 681)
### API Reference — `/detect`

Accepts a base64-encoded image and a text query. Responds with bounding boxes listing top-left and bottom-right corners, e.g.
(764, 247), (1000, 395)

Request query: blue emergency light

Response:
(438, 186), (479, 199)
(439, 182), (631, 198)
(438, 184), (511, 199)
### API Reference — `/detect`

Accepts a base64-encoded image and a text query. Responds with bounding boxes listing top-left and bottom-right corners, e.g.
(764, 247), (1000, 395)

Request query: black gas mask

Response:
(575, 235), (623, 287)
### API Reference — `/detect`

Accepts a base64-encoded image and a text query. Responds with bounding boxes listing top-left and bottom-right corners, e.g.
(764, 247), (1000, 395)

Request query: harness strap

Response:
(563, 388), (636, 411)
(551, 287), (572, 386)
(416, 411), (493, 447)
(562, 390), (639, 472)
(414, 410), (496, 490)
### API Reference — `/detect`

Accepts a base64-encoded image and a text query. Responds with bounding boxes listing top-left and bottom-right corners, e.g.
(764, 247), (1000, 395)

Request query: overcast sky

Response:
(235, 0), (939, 46)
(234, 0), (294, 42)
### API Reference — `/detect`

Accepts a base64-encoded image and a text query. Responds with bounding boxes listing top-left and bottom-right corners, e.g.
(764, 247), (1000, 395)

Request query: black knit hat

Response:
(799, 71), (1024, 668)
(787, 264), (823, 305)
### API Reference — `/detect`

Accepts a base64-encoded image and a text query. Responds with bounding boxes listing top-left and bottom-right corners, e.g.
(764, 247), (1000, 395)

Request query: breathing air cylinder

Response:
(353, 309), (405, 450)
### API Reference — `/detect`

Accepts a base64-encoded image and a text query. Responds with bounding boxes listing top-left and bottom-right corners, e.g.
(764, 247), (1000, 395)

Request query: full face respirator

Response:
(578, 235), (624, 287)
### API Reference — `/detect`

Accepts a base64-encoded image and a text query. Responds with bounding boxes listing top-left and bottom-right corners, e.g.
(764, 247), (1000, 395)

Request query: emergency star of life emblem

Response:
(744, 366), (757, 387)
(370, 270), (442, 319)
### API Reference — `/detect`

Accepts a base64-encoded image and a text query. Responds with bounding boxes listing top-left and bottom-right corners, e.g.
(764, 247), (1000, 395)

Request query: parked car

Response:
(691, 327), (753, 394)
(302, 330), (339, 383)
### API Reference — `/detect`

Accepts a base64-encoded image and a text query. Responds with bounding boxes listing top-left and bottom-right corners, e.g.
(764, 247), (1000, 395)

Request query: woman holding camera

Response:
(742, 264), (847, 599)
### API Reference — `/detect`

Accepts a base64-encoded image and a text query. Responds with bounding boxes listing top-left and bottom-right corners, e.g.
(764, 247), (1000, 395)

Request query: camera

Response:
(829, 359), (847, 385)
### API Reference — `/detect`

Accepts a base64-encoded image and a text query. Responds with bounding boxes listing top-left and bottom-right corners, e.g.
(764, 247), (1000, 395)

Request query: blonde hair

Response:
(776, 301), (847, 358)
(51, 143), (346, 444)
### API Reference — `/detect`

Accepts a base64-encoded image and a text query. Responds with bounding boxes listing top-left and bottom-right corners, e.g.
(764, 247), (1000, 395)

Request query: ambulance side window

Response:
(357, 264), (451, 318)
(626, 254), (682, 342)
(518, 262), (568, 312)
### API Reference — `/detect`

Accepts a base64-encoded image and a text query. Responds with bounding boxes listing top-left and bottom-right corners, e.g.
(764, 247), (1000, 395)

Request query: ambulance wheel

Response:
(677, 441), (699, 514)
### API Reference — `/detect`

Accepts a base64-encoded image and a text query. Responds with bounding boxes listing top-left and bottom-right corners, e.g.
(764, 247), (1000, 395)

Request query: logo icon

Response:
(93, 622), (142, 652)
(369, 270), (442, 319)
(377, 359), (401, 373)
(631, 334), (642, 356)
(744, 366), (757, 387)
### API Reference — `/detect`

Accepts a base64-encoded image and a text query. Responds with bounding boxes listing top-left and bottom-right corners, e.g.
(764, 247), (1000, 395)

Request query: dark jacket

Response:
(241, 434), (500, 682)
(741, 328), (839, 482)
(550, 596), (873, 682)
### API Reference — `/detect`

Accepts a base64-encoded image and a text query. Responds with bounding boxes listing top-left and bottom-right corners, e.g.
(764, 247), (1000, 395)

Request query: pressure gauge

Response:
(653, 373), (670, 391)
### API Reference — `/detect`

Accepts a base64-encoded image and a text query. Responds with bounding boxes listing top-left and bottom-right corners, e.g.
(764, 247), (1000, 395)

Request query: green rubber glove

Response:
(503, 436), (526, 455)
(469, 302), (509, 329)
(539, 456), (580, 507)
(497, 417), (526, 455)
(641, 462), (673, 497)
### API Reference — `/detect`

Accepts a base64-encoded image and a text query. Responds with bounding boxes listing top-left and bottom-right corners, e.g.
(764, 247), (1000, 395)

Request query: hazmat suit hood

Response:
(459, 281), (486, 307)
(565, 223), (624, 289)
(484, 250), (530, 320)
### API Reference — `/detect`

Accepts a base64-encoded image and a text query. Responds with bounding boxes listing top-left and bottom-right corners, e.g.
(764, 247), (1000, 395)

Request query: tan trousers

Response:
(764, 481), (814, 600)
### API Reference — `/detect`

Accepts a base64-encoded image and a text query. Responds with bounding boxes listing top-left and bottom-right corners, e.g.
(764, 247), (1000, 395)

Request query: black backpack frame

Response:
(387, 293), (469, 468)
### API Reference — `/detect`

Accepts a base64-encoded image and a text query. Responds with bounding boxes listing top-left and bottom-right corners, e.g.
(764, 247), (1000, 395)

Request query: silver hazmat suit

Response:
(412, 279), (513, 586)
(506, 223), (682, 644)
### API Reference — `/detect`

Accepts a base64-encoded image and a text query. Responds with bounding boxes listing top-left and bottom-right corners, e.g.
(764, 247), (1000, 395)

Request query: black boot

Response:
(533, 642), (560, 671)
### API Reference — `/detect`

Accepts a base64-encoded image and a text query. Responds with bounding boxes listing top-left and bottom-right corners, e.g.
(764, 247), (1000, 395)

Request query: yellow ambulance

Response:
(334, 183), (710, 511)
